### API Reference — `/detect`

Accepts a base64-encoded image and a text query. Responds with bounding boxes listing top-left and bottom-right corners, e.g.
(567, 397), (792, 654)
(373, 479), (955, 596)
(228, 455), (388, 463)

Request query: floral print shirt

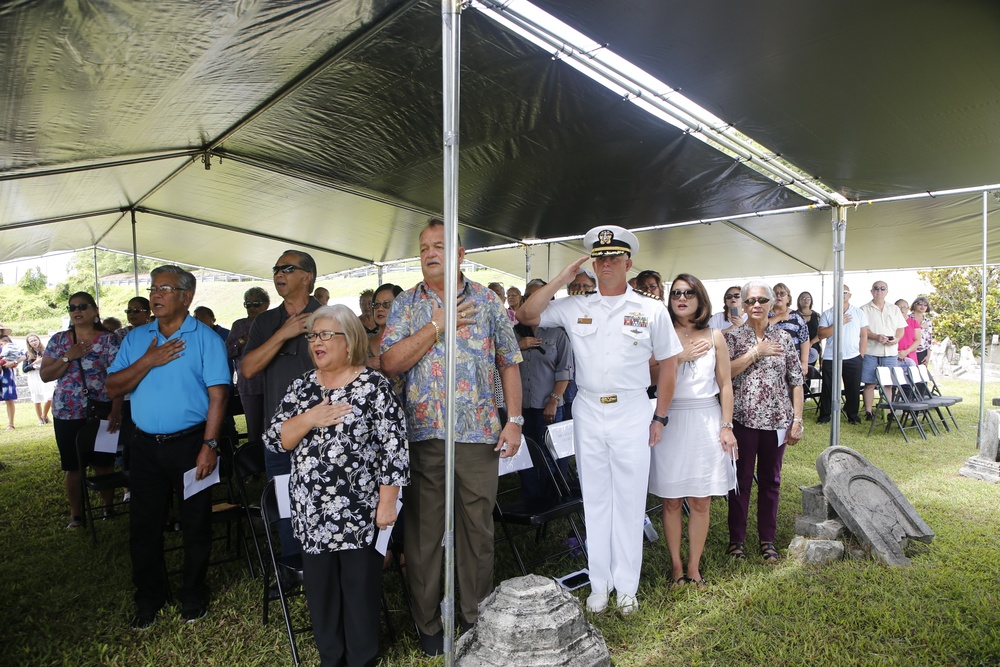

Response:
(44, 330), (120, 420)
(725, 324), (803, 431)
(381, 277), (522, 444)
(264, 368), (409, 554)
(771, 311), (810, 348)
(916, 316), (933, 353)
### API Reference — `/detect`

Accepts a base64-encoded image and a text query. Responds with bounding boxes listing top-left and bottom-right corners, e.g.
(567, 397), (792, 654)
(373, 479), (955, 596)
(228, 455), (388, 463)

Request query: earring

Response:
(94, 315), (101, 324)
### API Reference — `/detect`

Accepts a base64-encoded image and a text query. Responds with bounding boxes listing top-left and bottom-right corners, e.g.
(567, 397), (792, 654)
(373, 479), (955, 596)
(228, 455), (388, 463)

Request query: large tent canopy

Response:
(2, 0), (1000, 281)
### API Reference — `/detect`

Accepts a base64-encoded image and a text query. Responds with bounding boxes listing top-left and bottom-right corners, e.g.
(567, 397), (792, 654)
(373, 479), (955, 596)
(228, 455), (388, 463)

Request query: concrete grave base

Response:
(456, 574), (610, 667)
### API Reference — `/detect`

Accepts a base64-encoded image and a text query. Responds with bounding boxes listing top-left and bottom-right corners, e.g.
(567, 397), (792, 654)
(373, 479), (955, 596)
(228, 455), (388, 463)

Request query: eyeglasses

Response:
(669, 289), (697, 300)
(273, 264), (305, 275)
(724, 293), (740, 300)
(371, 300), (394, 310)
(744, 297), (771, 305)
(147, 285), (187, 294)
(67, 303), (90, 312)
(124, 308), (149, 314)
(304, 331), (347, 342)
(243, 301), (265, 308)
(872, 286), (887, 291)
(774, 290), (788, 297)
(568, 283), (595, 292)
(639, 283), (661, 293)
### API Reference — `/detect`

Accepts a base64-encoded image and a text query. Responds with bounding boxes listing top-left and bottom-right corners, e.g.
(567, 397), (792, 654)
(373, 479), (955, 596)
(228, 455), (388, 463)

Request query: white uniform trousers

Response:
(573, 388), (652, 597)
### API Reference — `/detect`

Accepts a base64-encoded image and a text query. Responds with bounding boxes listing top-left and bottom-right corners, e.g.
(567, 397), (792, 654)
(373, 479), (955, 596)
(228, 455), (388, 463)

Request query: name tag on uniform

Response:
(577, 317), (593, 324)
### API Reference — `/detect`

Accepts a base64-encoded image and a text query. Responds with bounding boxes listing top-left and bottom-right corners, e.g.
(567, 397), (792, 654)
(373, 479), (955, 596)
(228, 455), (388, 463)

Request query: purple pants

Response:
(727, 422), (786, 544)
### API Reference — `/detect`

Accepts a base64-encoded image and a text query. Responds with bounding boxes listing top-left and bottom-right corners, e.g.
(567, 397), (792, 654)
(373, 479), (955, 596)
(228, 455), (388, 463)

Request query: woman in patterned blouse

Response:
(265, 304), (408, 667)
(724, 281), (804, 564)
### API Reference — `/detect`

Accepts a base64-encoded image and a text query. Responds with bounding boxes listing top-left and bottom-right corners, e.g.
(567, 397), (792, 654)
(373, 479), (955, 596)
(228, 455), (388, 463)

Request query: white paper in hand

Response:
(94, 420), (120, 454)
(183, 465), (220, 499)
(498, 435), (532, 476)
(374, 496), (404, 556)
(274, 473), (292, 519)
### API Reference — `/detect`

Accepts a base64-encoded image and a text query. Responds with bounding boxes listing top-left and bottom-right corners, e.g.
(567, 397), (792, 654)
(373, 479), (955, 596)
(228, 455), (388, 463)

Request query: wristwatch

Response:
(508, 415), (525, 427)
(651, 414), (669, 426)
(61, 355), (70, 363)
(203, 439), (219, 451)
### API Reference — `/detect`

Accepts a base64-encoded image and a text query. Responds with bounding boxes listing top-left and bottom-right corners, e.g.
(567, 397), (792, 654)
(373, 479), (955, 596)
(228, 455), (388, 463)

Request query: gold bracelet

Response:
(430, 320), (442, 345)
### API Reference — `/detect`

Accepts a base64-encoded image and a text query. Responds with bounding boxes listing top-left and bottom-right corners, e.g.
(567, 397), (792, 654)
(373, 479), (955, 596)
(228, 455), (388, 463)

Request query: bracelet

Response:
(792, 417), (803, 423)
(430, 320), (442, 345)
(720, 422), (734, 429)
(549, 392), (564, 405)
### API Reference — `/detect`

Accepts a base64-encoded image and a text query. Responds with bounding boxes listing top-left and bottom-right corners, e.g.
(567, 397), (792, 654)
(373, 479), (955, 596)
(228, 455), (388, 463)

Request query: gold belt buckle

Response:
(600, 395), (618, 404)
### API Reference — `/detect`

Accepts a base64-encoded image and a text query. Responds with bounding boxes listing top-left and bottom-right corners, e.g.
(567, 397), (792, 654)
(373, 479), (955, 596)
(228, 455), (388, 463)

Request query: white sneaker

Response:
(617, 593), (638, 615)
(585, 590), (609, 613)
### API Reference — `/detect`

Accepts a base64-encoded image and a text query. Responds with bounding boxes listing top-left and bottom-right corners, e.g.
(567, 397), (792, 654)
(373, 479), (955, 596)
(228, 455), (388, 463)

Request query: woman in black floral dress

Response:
(265, 304), (408, 667)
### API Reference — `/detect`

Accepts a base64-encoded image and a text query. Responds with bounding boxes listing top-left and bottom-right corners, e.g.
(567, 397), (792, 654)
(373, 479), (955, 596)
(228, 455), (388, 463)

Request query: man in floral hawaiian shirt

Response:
(381, 219), (523, 657)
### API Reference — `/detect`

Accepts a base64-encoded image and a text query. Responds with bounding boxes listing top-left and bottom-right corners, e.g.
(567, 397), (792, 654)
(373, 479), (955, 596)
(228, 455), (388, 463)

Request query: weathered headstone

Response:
(455, 575), (610, 667)
(959, 409), (1000, 482)
(817, 446), (934, 566)
(794, 484), (845, 539)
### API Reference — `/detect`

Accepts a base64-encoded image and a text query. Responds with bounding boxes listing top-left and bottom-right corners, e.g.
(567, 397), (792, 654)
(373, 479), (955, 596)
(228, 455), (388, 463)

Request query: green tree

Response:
(918, 267), (1000, 350)
(18, 266), (47, 293)
(67, 249), (159, 280)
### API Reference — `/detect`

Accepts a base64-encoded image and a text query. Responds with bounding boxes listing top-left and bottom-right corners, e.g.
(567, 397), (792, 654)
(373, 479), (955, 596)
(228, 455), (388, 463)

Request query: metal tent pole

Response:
(978, 192), (988, 448)
(131, 209), (140, 296)
(92, 247), (101, 307)
(441, 0), (462, 662)
(830, 206), (846, 447)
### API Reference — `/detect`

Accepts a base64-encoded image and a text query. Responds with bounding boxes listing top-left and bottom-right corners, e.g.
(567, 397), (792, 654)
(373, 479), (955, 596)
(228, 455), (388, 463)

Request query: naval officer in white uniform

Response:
(516, 226), (682, 614)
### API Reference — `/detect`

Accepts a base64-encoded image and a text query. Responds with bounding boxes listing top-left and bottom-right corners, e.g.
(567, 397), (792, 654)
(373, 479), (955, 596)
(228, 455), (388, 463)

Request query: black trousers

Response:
(129, 429), (212, 612)
(819, 355), (863, 420)
(302, 546), (383, 667)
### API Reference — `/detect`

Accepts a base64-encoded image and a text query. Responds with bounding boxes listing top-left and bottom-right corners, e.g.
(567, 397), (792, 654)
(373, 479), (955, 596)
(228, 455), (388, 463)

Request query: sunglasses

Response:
(124, 308), (149, 314)
(243, 301), (266, 308)
(774, 290), (788, 297)
(371, 300), (395, 310)
(872, 286), (888, 291)
(669, 289), (697, 299)
(744, 297), (771, 305)
(273, 264), (305, 275)
(67, 303), (91, 312)
(304, 331), (347, 342)
(724, 293), (741, 300)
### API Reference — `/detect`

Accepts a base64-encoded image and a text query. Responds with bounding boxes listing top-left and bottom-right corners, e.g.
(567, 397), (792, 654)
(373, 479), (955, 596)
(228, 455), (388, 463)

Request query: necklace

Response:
(318, 366), (364, 389)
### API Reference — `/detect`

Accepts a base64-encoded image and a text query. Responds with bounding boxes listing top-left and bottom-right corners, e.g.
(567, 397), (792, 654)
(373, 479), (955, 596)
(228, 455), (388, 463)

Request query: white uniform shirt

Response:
(539, 289), (683, 393)
(819, 304), (869, 360)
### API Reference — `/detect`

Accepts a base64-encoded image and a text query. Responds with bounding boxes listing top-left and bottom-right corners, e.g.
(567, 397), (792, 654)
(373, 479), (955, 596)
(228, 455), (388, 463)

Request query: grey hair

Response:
(576, 268), (597, 282)
(151, 265), (196, 293)
(741, 280), (774, 304)
(244, 286), (270, 304)
(912, 295), (931, 310)
(306, 305), (368, 366)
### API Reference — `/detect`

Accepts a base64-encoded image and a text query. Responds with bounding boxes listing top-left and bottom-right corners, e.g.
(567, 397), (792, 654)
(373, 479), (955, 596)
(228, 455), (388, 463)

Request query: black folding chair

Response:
(75, 420), (130, 544)
(261, 478), (310, 667)
(494, 437), (587, 576)
(912, 364), (961, 430)
(867, 366), (930, 442)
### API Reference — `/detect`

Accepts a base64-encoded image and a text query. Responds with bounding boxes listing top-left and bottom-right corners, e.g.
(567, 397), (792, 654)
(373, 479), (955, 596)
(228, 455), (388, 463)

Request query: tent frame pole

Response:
(978, 192), (988, 447)
(830, 206), (846, 448)
(441, 0), (462, 663)
(131, 210), (140, 296)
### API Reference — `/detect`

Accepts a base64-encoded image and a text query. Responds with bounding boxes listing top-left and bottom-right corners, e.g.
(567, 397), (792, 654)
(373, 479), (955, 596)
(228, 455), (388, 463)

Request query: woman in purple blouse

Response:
(724, 281), (804, 563)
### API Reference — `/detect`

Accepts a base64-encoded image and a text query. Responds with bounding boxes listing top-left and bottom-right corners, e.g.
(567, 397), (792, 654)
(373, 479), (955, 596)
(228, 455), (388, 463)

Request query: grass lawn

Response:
(1, 378), (999, 666)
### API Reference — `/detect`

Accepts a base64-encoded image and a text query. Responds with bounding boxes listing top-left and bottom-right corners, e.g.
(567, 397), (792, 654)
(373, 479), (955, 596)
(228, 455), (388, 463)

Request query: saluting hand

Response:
(554, 256), (590, 288)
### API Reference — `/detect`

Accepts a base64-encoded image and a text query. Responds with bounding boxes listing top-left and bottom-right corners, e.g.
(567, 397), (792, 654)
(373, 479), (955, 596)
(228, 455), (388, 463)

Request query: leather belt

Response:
(136, 423), (205, 444)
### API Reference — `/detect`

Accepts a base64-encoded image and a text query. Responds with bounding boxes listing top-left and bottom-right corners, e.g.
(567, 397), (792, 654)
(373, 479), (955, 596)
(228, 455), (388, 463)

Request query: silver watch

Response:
(203, 438), (219, 451)
(507, 415), (525, 427)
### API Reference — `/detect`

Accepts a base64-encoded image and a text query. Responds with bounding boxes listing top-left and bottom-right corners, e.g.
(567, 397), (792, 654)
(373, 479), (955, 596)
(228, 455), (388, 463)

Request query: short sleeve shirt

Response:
(44, 330), (120, 420)
(107, 316), (230, 433)
(819, 305), (869, 360)
(860, 301), (907, 357)
(381, 277), (522, 444)
(538, 289), (682, 393)
(517, 325), (574, 410)
(244, 297), (323, 425)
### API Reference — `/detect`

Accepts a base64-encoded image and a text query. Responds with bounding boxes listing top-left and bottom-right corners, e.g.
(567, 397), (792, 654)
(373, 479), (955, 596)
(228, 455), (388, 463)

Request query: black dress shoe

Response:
(847, 416), (862, 425)
(131, 603), (165, 630)
(816, 417), (830, 424)
(418, 630), (444, 657)
(182, 602), (208, 623)
(865, 411), (875, 421)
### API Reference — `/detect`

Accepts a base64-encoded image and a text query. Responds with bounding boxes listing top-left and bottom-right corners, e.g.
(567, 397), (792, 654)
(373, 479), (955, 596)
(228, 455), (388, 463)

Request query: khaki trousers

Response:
(404, 439), (499, 635)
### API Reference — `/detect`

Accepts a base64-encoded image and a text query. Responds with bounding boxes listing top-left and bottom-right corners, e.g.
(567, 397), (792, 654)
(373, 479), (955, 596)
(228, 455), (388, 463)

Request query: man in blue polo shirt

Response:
(107, 265), (230, 629)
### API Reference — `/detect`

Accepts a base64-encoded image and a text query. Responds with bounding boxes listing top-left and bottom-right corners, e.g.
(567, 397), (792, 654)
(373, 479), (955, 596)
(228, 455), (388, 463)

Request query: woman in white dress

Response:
(22, 333), (55, 424)
(649, 274), (738, 585)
